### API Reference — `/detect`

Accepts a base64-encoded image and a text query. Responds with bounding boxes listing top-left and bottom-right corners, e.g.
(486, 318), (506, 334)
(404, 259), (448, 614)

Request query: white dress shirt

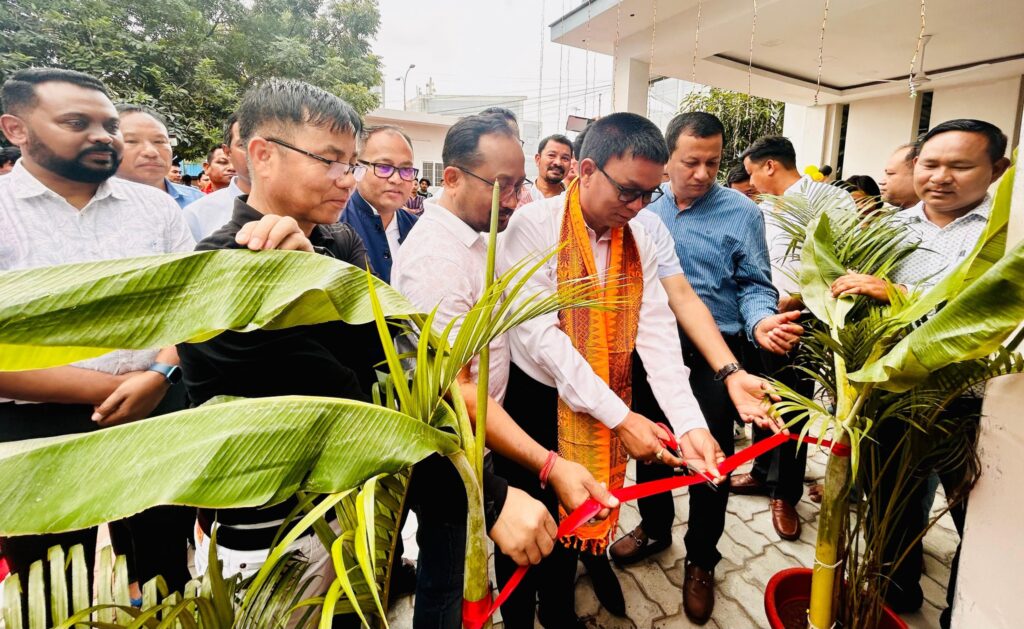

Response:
(369, 201), (402, 257)
(392, 201), (510, 402)
(182, 177), (245, 242)
(0, 162), (196, 400)
(631, 209), (685, 279)
(891, 195), (992, 289)
(496, 195), (707, 437)
(761, 175), (857, 297)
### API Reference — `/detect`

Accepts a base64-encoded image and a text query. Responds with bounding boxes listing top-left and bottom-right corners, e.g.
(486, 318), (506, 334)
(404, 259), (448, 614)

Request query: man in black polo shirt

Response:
(177, 78), (541, 629)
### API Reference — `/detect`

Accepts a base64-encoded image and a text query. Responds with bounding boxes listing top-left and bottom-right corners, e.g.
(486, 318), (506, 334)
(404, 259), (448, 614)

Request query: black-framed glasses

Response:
(454, 165), (533, 200)
(596, 164), (664, 206)
(359, 160), (419, 182)
(265, 137), (365, 180)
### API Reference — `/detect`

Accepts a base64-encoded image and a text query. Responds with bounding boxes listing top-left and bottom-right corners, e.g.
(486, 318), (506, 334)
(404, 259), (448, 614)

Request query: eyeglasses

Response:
(359, 160), (420, 182)
(265, 137), (365, 180)
(596, 164), (664, 206)
(454, 165), (533, 200)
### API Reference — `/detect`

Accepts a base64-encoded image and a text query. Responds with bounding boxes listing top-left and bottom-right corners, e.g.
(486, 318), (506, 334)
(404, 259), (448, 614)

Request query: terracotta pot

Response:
(764, 568), (907, 629)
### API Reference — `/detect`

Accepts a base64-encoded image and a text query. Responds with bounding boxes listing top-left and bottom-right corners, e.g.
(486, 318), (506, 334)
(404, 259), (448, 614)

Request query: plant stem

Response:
(473, 182), (500, 478)
(451, 450), (491, 629)
(808, 444), (850, 629)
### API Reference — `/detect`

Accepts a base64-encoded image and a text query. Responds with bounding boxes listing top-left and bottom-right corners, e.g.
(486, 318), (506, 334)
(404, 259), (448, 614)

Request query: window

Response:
(421, 161), (444, 184)
(834, 104), (851, 180)
(916, 91), (934, 140)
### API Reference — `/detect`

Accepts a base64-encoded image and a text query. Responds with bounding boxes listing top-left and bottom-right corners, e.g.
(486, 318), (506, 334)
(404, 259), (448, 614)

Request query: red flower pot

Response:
(765, 568), (907, 629)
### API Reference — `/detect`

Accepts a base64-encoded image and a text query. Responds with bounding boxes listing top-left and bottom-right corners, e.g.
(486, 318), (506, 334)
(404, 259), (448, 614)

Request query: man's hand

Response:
(547, 457), (620, 520)
(754, 310), (804, 354)
(91, 371), (168, 427)
(236, 214), (314, 252)
(830, 272), (889, 302)
(724, 370), (787, 434)
(489, 487), (558, 566)
(614, 412), (686, 466)
(678, 427), (726, 482)
(778, 295), (804, 313)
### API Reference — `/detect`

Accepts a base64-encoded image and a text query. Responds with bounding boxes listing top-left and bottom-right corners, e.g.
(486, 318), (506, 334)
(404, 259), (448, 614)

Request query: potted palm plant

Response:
(761, 159), (1023, 629)
(0, 188), (591, 628)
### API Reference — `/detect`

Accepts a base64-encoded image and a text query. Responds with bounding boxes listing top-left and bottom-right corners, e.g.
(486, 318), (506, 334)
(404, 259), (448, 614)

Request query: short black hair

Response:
(665, 112), (725, 153)
(917, 118), (1008, 165)
(222, 111), (239, 147)
(537, 134), (573, 157)
(205, 146), (223, 165)
(894, 142), (917, 163)
(819, 164), (833, 177)
(419, 178), (431, 186)
(839, 175), (881, 198)
(478, 106), (518, 123)
(1, 67), (109, 115)
(0, 146), (21, 167)
(579, 112), (668, 169)
(572, 123), (591, 160)
(237, 78), (362, 144)
(442, 113), (517, 170)
(726, 162), (750, 186)
(361, 124), (414, 152)
(115, 103), (168, 128)
(740, 135), (797, 170)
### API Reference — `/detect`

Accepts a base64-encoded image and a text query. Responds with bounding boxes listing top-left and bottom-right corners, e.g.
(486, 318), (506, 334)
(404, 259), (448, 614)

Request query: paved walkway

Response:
(388, 431), (957, 629)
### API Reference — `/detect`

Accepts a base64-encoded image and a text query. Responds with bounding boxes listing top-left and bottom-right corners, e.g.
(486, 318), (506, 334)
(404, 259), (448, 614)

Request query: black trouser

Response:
(405, 453), (473, 629)
(492, 363), (579, 628)
(869, 397), (979, 615)
(634, 332), (746, 572)
(747, 347), (814, 506)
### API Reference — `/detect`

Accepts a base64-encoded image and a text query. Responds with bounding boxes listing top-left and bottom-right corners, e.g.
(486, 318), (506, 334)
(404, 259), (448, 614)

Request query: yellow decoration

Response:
(804, 165), (825, 182)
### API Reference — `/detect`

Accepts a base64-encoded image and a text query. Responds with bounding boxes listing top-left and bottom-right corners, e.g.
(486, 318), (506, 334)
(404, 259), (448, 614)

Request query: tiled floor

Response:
(387, 430), (957, 629)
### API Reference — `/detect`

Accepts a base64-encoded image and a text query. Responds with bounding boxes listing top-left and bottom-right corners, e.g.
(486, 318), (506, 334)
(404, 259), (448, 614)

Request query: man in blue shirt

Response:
(612, 112), (802, 624)
(339, 125), (419, 283)
(114, 104), (203, 208)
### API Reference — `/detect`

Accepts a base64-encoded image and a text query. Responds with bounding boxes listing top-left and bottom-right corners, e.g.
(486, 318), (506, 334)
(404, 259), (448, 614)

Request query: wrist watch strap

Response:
(713, 362), (743, 381)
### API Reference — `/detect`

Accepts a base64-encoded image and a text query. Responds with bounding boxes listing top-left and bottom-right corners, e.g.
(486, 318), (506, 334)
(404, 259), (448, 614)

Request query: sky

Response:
(372, 0), (614, 139)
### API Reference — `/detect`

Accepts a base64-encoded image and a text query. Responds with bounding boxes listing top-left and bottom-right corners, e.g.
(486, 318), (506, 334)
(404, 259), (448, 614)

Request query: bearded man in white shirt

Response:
(496, 113), (726, 628)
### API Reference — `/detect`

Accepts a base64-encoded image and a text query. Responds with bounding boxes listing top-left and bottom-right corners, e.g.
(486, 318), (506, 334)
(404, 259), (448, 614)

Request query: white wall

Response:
(782, 103), (840, 172)
(952, 103), (1024, 629)
(841, 94), (918, 180)
(929, 76), (1023, 157)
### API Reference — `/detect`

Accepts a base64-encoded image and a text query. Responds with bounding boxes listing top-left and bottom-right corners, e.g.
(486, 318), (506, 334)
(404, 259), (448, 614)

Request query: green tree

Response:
(677, 87), (785, 177)
(0, 0), (383, 158)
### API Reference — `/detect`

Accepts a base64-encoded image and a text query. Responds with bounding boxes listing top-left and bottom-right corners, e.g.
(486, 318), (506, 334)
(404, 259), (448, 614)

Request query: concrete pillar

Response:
(782, 103), (840, 171)
(612, 55), (649, 115)
(951, 104), (1024, 629)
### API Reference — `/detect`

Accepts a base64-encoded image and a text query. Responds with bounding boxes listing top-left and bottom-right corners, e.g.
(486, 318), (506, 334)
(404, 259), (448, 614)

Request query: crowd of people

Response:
(0, 66), (1011, 629)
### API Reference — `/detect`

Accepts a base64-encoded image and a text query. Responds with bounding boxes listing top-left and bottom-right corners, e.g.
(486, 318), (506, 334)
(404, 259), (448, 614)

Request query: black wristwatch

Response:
(713, 362), (744, 381)
(148, 362), (183, 385)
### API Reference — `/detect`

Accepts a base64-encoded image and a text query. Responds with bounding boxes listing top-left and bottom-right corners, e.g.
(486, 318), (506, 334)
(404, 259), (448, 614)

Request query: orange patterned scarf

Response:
(556, 178), (644, 554)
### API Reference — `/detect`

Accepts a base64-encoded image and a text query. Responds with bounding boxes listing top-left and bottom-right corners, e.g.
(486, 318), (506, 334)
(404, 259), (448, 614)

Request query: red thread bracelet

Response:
(539, 450), (558, 489)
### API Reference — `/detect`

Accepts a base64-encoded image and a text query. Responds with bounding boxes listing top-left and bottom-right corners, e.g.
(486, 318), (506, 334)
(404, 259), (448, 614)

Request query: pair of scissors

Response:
(656, 422), (718, 491)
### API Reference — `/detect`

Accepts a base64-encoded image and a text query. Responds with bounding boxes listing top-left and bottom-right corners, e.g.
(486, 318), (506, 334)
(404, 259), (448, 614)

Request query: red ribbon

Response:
(462, 432), (848, 629)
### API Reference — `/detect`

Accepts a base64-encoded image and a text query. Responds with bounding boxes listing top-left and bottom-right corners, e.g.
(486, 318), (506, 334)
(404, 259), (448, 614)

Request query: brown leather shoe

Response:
(729, 473), (769, 496)
(770, 499), (801, 540)
(609, 525), (670, 566)
(683, 561), (715, 625)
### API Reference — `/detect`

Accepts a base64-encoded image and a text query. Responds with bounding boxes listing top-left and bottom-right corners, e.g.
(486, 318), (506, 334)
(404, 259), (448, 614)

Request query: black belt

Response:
(197, 508), (336, 551)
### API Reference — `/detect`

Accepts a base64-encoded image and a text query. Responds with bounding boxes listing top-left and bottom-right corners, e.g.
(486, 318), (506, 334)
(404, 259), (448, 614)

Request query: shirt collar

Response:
(900, 194), (992, 226)
(785, 175), (813, 196)
(423, 200), (483, 249)
(11, 161), (124, 203)
(657, 180), (720, 213)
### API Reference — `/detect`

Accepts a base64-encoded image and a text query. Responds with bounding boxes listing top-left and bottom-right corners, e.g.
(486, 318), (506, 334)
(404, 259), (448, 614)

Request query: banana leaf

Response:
(849, 239), (1024, 391)
(0, 250), (418, 371)
(0, 396), (458, 535)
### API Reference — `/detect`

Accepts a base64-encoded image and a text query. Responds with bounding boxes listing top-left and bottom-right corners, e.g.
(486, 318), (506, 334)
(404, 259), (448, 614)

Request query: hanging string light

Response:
(813, 0), (830, 106)
(647, 0), (659, 116)
(746, 0), (758, 143)
(612, 0), (622, 110)
(908, 0), (928, 98)
(537, 0), (546, 123)
(688, 0), (703, 92)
